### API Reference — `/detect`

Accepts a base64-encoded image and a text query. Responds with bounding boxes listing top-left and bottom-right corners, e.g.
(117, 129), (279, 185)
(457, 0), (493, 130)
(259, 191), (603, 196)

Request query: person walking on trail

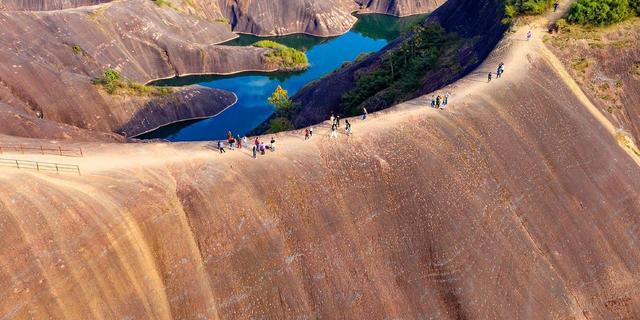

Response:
(254, 137), (260, 149)
(362, 107), (368, 120)
(431, 95), (436, 108)
(527, 30), (532, 41)
(305, 129), (310, 140)
(242, 136), (248, 149)
(310, 126), (314, 137)
(443, 92), (450, 109)
(270, 137), (276, 152)
(436, 96), (441, 109)
(498, 62), (505, 78)
(345, 120), (352, 136)
(236, 135), (242, 149)
(330, 123), (338, 139)
(252, 145), (257, 158)
(259, 142), (266, 155)
(554, 1), (559, 12)
(488, 72), (493, 83)
(218, 141), (226, 153)
(330, 114), (335, 125)
(336, 115), (341, 128)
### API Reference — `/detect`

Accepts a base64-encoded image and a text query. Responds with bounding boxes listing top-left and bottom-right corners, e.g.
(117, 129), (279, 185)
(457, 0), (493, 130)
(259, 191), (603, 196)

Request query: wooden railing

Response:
(0, 158), (81, 175)
(0, 144), (83, 157)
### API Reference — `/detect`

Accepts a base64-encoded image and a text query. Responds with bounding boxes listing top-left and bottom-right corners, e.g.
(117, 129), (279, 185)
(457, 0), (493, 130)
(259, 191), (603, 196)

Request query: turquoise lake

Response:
(139, 14), (426, 141)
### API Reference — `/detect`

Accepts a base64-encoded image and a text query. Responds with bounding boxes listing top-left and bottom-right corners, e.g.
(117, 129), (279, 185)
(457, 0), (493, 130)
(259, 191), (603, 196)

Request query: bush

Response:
(253, 40), (309, 71)
(72, 45), (83, 55)
(268, 117), (294, 133)
(92, 69), (175, 96)
(567, 0), (636, 26)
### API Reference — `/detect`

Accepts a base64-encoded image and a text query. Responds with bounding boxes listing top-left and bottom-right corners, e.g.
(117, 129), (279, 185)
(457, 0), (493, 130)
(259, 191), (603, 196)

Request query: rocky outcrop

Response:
(291, 0), (506, 128)
(356, 0), (444, 16)
(1, 40), (640, 317)
(0, 0), (110, 11)
(0, 0), (275, 139)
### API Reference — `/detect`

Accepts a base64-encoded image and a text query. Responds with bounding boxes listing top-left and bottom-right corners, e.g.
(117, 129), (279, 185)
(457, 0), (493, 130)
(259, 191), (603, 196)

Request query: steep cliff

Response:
(290, 0), (507, 128)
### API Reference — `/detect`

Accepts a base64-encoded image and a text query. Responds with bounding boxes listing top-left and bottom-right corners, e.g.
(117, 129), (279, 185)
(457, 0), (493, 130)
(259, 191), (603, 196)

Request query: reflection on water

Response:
(139, 13), (427, 141)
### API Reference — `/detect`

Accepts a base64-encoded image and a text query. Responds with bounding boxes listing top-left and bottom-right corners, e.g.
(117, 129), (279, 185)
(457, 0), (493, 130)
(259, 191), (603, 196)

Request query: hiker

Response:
(553, 1), (559, 12)
(488, 72), (493, 83)
(431, 95), (436, 108)
(330, 123), (338, 139)
(330, 114), (335, 125)
(236, 135), (242, 149)
(259, 142), (266, 155)
(242, 136), (248, 149)
(436, 96), (441, 109)
(336, 115), (341, 127)
(270, 137), (276, 152)
(443, 92), (450, 108)
(498, 62), (505, 77)
(252, 145), (257, 158)
(345, 120), (352, 136)
(218, 140), (226, 153)
(254, 137), (260, 150)
(227, 132), (235, 150)
(362, 107), (368, 120)
(310, 126), (314, 137)
(527, 30), (532, 41)
(305, 129), (310, 140)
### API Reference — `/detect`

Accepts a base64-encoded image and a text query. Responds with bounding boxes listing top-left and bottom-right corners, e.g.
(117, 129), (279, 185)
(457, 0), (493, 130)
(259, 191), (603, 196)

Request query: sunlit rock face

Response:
(0, 0), (273, 139)
(355, 0), (444, 16)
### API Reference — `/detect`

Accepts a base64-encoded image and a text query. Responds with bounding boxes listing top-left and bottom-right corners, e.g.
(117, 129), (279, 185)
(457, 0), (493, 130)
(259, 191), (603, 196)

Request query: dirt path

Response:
(3, 0), (638, 175)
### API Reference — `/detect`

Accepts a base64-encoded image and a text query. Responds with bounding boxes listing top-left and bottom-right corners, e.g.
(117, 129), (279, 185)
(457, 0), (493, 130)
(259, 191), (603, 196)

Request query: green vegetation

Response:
(571, 57), (590, 73)
(267, 117), (295, 133)
(340, 24), (459, 116)
(503, 0), (554, 23)
(631, 62), (640, 77)
(253, 40), (309, 71)
(267, 85), (294, 110)
(72, 45), (83, 55)
(567, 0), (640, 26)
(266, 85), (295, 132)
(214, 17), (230, 25)
(92, 69), (175, 96)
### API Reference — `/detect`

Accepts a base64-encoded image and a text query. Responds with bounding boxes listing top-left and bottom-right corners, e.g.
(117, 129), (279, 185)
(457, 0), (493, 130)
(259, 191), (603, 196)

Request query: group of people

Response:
(216, 130), (276, 159)
(328, 114), (353, 138)
(488, 62), (506, 82)
(431, 93), (450, 109)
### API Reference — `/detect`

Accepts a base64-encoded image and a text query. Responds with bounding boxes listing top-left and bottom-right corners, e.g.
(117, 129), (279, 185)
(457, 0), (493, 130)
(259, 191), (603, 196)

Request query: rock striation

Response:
(356, 0), (444, 16)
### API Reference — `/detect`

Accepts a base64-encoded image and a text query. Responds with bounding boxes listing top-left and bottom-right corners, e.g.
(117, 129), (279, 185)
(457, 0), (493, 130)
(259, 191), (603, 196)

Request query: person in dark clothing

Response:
(488, 72), (493, 82)
(305, 129), (310, 140)
(554, 2), (559, 12)
(336, 115), (341, 128)
(252, 146), (257, 158)
(218, 141), (226, 153)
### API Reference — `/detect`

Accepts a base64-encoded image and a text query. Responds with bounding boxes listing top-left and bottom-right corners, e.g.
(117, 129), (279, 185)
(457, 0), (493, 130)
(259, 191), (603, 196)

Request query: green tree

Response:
(103, 69), (121, 82)
(267, 85), (293, 110)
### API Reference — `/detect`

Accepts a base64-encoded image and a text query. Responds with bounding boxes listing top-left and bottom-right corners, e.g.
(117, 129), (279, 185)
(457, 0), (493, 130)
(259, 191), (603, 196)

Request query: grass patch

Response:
(616, 130), (640, 156)
(92, 69), (175, 97)
(214, 17), (230, 25)
(571, 57), (591, 73)
(253, 40), (309, 71)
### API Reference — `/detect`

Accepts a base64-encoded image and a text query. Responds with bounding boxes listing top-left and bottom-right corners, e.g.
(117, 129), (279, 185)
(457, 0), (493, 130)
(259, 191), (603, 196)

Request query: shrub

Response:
(253, 40), (309, 71)
(72, 45), (83, 55)
(567, 0), (636, 26)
